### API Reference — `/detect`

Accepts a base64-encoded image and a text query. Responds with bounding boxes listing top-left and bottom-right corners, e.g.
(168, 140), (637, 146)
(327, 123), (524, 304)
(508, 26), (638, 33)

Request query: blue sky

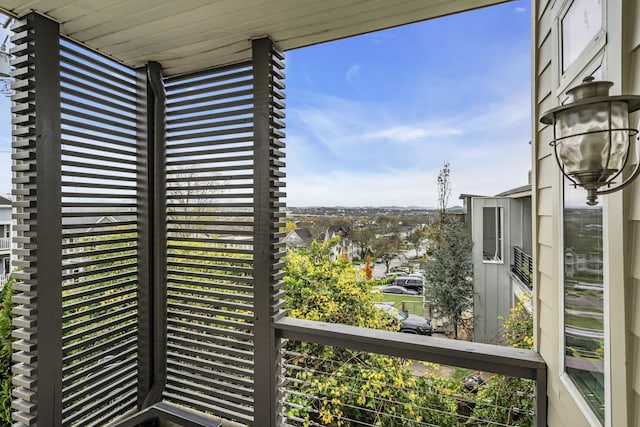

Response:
(0, 0), (531, 207)
(285, 0), (531, 207)
(0, 16), (9, 200)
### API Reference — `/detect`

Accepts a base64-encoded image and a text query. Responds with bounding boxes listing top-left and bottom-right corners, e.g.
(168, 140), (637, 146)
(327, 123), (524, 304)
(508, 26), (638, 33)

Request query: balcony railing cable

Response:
(282, 350), (534, 427)
(276, 318), (546, 427)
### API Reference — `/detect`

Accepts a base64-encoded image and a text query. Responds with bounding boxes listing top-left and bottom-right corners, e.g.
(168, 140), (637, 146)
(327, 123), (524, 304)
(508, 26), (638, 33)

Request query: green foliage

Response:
(471, 375), (535, 426)
(352, 227), (377, 258)
(284, 245), (459, 426)
(371, 235), (399, 274)
(469, 296), (535, 426)
(424, 218), (473, 338)
(501, 297), (534, 349)
(284, 241), (389, 328)
(285, 346), (460, 427)
(283, 241), (536, 426)
(285, 220), (298, 232)
(0, 278), (14, 424)
(406, 227), (425, 251)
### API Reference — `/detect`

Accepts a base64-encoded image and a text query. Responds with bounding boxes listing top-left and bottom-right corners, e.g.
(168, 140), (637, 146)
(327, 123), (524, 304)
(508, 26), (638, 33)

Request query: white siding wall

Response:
(534, 0), (640, 425)
(533, 1), (585, 424)
(626, 0), (640, 424)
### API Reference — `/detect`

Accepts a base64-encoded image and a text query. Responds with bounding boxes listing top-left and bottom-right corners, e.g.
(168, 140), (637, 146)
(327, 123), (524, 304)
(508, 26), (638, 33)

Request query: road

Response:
(371, 247), (426, 279)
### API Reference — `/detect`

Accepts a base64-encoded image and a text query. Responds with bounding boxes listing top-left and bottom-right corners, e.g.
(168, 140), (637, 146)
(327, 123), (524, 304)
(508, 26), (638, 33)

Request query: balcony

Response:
(6, 11), (547, 427)
(511, 246), (533, 290)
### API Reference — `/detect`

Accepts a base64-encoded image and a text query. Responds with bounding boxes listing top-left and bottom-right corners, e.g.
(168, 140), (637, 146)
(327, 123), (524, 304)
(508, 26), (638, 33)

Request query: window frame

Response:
(555, 0), (607, 96)
(481, 206), (504, 264)
(557, 61), (611, 427)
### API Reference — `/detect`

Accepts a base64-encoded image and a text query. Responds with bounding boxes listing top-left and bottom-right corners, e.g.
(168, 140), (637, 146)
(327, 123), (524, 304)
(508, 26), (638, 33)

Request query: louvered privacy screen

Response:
(59, 38), (140, 426)
(11, 13), (285, 427)
(163, 63), (257, 423)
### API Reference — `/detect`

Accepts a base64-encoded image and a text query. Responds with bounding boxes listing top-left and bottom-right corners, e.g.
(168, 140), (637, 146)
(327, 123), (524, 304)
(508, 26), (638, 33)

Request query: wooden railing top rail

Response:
(275, 317), (544, 380)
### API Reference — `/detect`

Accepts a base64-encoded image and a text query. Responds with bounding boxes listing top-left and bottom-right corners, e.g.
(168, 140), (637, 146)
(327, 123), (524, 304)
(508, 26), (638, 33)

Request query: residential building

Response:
(460, 184), (533, 344)
(2, 1), (639, 426)
(283, 228), (313, 250)
(325, 225), (356, 262)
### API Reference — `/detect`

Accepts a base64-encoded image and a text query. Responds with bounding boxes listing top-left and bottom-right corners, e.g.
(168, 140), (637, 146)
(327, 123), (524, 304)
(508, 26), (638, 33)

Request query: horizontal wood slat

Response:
(163, 60), (260, 423)
(59, 37), (139, 426)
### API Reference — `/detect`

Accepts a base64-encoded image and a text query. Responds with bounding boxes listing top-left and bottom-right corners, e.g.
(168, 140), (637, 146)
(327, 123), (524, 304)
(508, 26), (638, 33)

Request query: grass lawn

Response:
(375, 294), (425, 316)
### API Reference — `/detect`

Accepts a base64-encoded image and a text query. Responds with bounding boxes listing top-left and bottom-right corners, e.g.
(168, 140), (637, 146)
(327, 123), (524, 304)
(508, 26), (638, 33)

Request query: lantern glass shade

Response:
(554, 101), (629, 187)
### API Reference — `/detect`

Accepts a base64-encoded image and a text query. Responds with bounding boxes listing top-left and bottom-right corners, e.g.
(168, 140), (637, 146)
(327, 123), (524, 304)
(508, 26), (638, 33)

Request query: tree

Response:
(351, 226), (376, 258)
(406, 227), (425, 255)
(285, 220), (297, 232)
(437, 162), (451, 221)
(424, 219), (473, 339)
(363, 255), (373, 280)
(372, 234), (398, 274)
(284, 241), (389, 326)
(283, 244), (459, 426)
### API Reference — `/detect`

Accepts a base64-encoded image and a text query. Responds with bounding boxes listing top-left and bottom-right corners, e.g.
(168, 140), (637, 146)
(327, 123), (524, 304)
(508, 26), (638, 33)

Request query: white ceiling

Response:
(0, 0), (508, 76)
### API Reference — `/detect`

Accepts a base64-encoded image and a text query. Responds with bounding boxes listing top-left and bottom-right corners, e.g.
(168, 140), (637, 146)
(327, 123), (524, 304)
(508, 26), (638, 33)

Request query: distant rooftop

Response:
(495, 184), (531, 198)
(459, 184), (532, 201)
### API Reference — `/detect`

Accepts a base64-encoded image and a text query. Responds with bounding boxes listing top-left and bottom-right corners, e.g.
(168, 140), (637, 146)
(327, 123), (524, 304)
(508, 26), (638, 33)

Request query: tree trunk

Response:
(453, 315), (459, 339)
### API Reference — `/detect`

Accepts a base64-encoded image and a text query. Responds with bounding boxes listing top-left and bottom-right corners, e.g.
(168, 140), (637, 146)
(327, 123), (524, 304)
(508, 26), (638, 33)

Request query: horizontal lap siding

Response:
(163, 63), (257, 425)
(534, 0), (556, 394)
(627, 0), (640, 421)
(534, 0), (589, 424)
(537, 0), (640, 424)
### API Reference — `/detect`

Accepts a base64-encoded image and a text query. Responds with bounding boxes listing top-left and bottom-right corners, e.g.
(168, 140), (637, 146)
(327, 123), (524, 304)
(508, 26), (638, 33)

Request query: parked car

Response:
(463, 373), (485, 393)
(392, 276), (424, 292)
(381, 285), (418, 295)
(375, 303), (432, 335)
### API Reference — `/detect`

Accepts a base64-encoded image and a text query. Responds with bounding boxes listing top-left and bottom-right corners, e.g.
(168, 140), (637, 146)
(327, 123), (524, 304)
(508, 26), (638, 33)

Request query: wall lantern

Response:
(540, 76), (640, 205)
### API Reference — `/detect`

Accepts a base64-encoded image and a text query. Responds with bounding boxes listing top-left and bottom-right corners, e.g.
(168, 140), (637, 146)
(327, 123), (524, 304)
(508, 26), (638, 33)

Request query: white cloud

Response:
(287, 169), (440, 207)
(365, 125), (463, 142)
(286, 144), (531, 207)
(285, 87), (531, 207)
(345, 63), (362, 88)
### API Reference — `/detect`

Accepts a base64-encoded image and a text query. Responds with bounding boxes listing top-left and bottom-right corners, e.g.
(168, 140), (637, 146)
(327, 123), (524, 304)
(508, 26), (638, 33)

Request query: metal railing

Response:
(0, 237), (10, 250)
(281, 347), (535, 426)
(512, 247), (533, 289)
(276, 318), (546, 427)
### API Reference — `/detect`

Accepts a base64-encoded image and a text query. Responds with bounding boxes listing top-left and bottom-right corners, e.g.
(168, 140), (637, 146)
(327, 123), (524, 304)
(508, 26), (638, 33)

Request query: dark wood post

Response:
(11, 13), (63, 426)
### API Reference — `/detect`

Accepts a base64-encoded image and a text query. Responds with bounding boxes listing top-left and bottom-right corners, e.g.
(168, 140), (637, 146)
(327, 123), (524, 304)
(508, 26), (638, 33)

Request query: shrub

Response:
(0, 278), (14, 424)
(283, 245), (459, 426)
(469, 296), (534, 426)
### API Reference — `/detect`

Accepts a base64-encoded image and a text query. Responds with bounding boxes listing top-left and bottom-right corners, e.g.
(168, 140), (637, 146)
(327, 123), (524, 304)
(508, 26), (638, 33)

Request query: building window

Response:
(561, 0), (603, 73)
(482, 207), (503, 263)
(563, 179), (605, 424)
